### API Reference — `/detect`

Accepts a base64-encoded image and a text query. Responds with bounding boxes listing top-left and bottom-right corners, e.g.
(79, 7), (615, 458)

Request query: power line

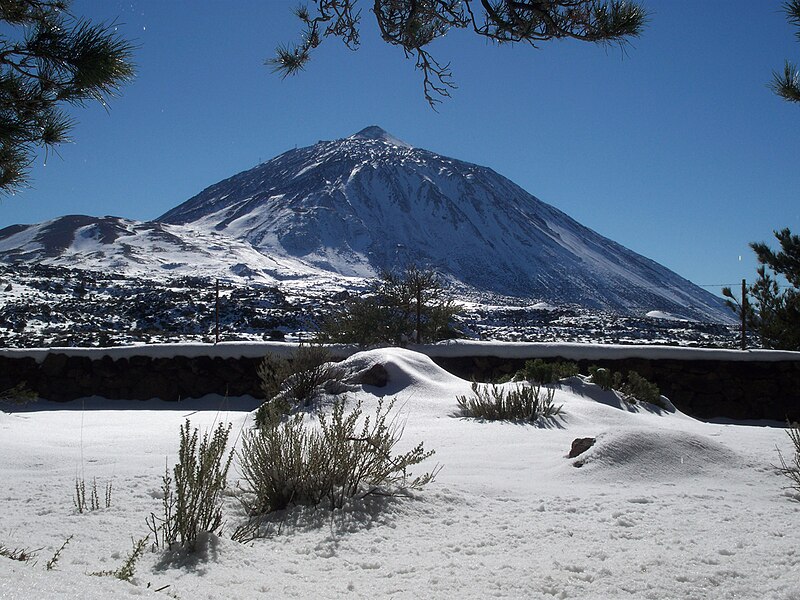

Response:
(695, 283), (793, 290)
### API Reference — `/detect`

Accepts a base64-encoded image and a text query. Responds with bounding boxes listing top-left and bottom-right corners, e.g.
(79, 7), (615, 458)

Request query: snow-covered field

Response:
(1, 348), (798, 599)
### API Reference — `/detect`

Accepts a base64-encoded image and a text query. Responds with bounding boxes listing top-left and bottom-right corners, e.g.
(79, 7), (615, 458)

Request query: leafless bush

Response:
(778, 422), (800, 495)
(0, 544), (38, 563)
(74, 477), (112, 513)
(45, 536), (72, 571)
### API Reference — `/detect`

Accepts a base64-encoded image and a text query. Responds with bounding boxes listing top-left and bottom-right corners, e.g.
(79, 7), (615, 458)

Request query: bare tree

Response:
(322, 264), (461, 346)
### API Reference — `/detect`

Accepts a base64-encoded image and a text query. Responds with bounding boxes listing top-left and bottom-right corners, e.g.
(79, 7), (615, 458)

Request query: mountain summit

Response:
(347, 125), (412, 148)
(157, 127), (726, 321)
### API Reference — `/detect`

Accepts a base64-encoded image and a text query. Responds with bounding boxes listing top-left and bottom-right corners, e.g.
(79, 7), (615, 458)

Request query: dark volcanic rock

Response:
(568, 437), (596, 459)
(348, 363), (389, 388)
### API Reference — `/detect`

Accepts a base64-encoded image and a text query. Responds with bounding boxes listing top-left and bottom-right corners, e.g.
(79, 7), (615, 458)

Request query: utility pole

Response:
(415, 285), (422, 344)
(215, 278), (220, 345)
(740, 278), (747, 351)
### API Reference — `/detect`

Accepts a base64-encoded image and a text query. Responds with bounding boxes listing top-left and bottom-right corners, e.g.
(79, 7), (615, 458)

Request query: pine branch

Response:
(771, 60), (800, 103)
(0, 0), (135, 193)
(271, 0), (646, 107)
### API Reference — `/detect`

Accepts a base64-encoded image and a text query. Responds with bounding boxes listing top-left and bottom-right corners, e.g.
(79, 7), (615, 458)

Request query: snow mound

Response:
(338, 347), (468, 399)
(531, 301), (558, 311)
(563, 376), (677, 415)
(577, 428), (742, 481)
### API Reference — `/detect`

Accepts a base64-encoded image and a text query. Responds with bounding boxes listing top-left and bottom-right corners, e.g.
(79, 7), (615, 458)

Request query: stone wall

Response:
(431, 355), (800, 421)
(1, 346), (799, 421)
(0, 353), (264, 402)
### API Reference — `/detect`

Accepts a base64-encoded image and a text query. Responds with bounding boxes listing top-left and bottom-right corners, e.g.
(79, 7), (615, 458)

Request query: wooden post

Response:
(740, 278), (746, 351)
(215, 279), (220, 345)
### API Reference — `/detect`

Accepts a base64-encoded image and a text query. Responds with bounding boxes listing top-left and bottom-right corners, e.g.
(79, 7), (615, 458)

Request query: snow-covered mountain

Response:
(159, 126), (727, 321)
(0, 126), (730, 322)
(0, 214), (351, 286)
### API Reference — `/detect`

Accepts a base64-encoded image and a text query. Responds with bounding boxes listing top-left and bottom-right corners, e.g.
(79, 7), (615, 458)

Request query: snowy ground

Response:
(1, 348), (799, 599)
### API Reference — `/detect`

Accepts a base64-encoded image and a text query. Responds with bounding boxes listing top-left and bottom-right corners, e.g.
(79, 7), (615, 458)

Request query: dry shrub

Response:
(147, 420), (232, 551)
(236, 397), (437, 537)
(778, 422), (800, 495)
(0, 544), (38, 563)
(456, 381), (562, 423)
(255, 345), (344, 428)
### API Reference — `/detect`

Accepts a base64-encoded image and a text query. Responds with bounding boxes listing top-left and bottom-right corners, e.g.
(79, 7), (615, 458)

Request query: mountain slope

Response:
(0, 215), (346, 285)
(159, 126), (728, 321)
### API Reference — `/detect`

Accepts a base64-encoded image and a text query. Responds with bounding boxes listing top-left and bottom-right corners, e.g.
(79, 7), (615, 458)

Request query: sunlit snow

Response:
(1, 347), (798, 599)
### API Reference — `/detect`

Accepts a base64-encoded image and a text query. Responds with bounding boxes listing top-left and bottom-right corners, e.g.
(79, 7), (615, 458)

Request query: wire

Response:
(695, 283), (793, 290)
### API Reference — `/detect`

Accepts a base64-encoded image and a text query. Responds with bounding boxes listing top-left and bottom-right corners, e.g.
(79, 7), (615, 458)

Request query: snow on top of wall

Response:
(412, 340), (800, 362)
(0, 342), (312, 363)
(1, 340), (798, 364)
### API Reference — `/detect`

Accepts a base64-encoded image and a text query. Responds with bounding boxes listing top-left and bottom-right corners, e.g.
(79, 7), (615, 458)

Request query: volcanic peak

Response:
(346, 125), (412, 148)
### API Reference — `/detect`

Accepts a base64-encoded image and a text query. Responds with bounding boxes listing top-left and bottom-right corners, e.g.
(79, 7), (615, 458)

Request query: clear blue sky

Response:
(1, 0), (799, 297)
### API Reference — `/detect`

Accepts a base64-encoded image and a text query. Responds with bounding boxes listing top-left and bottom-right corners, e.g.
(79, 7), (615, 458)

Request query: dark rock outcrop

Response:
(568, 437), (596, 459)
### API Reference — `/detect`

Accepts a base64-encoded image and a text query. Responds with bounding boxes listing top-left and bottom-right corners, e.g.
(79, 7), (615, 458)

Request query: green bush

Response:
(146, 420), (232, 551)
(320, 296), (404, 347)
(255, 345), (344, 428)
(238, 397), (437, 523)
(521, 359), (579, 384)
(619, 371), (663, 407)
(778, 422), (800, 495)
(0, 383), (37, 407)
(588, 366), (664, 408)
(588, 365), (622, 391)
(456, 382), (562, 423)
(91, 537), (148, 582)
(495, 373), (515, 384)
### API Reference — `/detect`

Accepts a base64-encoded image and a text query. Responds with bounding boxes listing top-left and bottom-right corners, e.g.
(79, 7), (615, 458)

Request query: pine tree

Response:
(0, 0), (135, 193)
(270, 0), (647, 106)
(724, 229), (800, 350)
(771, 0), (800, 103)
(379, 264), (460, 343)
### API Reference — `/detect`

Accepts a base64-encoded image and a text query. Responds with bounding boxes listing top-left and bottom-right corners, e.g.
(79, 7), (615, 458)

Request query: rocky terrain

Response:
(0, 264), (737, 348)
